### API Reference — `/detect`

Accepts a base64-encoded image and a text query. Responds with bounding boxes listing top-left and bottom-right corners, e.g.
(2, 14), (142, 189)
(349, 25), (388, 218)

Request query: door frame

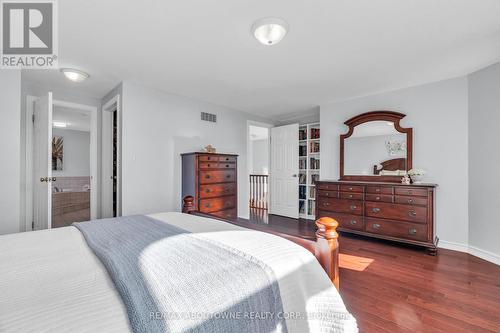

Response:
(102, 94), (121, 217)
(246, 120), (273, 216)
(24, 95), (99, 231)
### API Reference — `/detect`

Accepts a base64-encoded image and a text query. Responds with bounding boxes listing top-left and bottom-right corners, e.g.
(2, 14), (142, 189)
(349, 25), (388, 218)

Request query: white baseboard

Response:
(438, 240), (469, 252)
(468, 246), (500, 266)
(439, 240), (499, 266)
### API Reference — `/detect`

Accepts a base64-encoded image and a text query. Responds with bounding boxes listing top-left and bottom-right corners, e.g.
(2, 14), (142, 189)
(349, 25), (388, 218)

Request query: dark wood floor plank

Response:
(241, 211), (500, 333)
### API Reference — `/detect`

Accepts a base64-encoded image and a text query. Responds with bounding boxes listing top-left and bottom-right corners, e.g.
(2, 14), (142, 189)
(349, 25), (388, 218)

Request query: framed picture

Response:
(52, 136), (63, 171)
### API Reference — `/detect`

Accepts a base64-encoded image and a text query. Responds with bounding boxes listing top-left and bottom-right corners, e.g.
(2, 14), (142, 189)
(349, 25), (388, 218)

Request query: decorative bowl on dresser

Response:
(181, 152), (238, 220)
(316, 110), (438, 254)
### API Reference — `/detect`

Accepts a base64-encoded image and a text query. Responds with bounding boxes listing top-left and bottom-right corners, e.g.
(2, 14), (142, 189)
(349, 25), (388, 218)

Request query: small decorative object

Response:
(401, 174), (411, 185)
(408, 168), (426, 184)
(204, 145), (216, 153)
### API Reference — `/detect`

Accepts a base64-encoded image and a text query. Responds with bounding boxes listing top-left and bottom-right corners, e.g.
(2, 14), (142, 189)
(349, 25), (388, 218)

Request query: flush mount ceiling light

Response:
(252, 17), (288, 46)
(53, 121), (67, 128)
(60, 68), (89, 83)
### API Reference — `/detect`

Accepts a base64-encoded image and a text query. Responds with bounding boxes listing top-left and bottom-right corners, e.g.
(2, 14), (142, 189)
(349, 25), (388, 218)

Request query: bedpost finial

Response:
(182, 196), (195, 214)
(315, 217), (339, 240)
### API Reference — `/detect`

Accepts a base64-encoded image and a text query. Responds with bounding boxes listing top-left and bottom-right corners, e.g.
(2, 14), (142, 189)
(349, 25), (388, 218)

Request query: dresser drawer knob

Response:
(348, 187), (353, 191)
(407, 199), (413, 204)
(205, 189), (211, 193)
(323, 202), (331, 207)
(350, 205), (357, 210)
(348, 194), (353, 198)
(375, 188), (380, 192)
(205, 203), (211, 208)
(325, 192), (329, 196)
(226, 158), (229, 161)
(376, 196), (381, 200)
(205, 175), (211, 179)
(372, 223), (381, 229)
(207, 157), (212, 160)
(226, 175), (231, 179)
(350, 220), (358, 225)
(408, 210), (417, 217)
(226, 164), (230, 168)
(408, 228), (417, 235)
(372, 207), (380, 213)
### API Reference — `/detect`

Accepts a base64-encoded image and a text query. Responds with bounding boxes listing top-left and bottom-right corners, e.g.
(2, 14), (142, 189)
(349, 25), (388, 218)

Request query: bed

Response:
(0, 210), (357, 333)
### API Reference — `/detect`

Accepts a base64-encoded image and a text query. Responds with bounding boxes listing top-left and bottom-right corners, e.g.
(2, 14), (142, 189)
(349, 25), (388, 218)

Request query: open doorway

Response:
(26, 95), (98, 230)
(247, 122), (271, 222)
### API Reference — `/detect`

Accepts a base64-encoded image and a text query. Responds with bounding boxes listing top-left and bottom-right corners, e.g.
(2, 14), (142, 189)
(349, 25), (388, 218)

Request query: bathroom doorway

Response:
(26, 95), (98, 230)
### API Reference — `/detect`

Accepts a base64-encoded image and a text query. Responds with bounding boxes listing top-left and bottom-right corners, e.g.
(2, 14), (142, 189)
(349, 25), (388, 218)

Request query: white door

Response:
(33, 93), (53, 230)
(270, 124), (299, 218)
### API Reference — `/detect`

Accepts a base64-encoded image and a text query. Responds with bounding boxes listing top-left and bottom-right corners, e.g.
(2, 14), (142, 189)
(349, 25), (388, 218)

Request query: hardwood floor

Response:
(243, 210), (500, 333)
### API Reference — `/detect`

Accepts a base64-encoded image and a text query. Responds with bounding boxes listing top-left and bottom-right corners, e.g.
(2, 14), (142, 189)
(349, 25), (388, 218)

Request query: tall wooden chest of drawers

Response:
(316, 181), (438, 253)
(181, 153), (238, 220)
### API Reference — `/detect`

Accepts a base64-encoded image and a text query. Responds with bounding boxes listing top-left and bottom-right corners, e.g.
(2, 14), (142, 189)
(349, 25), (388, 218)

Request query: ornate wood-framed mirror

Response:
(340, 111), (413, 182)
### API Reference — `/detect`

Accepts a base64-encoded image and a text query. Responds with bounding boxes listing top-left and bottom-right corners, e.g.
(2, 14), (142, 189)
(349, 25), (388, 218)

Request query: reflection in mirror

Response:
(344, 121), (407, 176)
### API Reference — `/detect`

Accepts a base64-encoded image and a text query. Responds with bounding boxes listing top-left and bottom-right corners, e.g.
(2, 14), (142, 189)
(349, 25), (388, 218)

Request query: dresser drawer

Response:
(366, 186), (393, 195)
(219, 156), (237, 162)
(199, 196), (236, 213)
(317, 198), (363, 215)
(317, 183), (338, 191)
(365, 202), (427, 224)
(210, 208), (237, 220)
(219, 162), (236, 169)
(365, 194), (393, 203)
(334, 213), (364, 231)
(340, 192), (364, 200)
(339, 185), (364, 193)
(199, 170), (236, 184)
(394, 195), (427, 206)
(394, 187), (428, 197)
(199, 162), (219, 169)
(365, 218), (428, 242)
(317, 190), (339, 198)
(199, 183), (236, 198)
(199, 155), (218, 162)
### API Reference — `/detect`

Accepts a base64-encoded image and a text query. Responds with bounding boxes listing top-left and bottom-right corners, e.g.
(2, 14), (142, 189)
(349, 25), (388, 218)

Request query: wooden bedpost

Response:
(182, 196), (195, 214)
(315, 217), (340, 290)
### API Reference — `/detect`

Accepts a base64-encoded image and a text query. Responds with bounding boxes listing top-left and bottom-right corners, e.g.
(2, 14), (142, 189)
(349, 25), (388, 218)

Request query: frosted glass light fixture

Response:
(60, 68), (89, 82)
(252, 18), (288, 46)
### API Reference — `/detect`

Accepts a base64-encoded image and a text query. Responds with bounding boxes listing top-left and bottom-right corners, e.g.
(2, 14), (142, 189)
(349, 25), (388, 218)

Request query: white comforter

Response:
(0, 212), (357, 333)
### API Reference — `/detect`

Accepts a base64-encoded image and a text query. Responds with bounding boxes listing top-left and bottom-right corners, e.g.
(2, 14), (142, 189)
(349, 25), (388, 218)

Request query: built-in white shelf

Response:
(298, 122), (320, 220)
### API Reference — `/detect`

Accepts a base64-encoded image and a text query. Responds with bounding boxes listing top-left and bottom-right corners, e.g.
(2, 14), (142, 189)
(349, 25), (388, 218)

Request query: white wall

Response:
(468, 62), (500, 262)
(121, 81), (273, 219)
(0, 71), (21, 234)
(320, 77), (469, 248)
(250, 139), (269, 175)
(52, 128), (90, 177)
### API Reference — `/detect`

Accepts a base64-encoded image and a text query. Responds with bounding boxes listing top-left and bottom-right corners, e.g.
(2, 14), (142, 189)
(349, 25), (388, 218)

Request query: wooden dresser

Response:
(316, 181), (438, 253)
(181, 153), (238, 220)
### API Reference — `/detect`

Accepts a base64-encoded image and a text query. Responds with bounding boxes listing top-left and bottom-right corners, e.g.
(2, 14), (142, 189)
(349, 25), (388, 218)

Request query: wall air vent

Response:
(201, 112), (217, 123)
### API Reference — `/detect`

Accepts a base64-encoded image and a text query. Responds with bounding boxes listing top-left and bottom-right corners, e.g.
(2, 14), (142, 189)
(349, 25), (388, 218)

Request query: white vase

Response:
(411, 174), (424, 184)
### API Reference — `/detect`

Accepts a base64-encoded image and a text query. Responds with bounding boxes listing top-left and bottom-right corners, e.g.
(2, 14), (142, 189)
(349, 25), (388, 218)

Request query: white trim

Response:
(102, 94), (121, 217)
(24, 96), (99, 231)
(468, 246), (500, 266)
(439, 240), (499, 266)
(438, 240), (469, 252)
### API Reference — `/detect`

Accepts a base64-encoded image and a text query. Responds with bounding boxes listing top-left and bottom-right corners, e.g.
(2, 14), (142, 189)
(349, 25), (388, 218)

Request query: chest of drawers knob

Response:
(205, 175), (211, 179)
(348, 194), (353, 198)
(350, 220), (358, 225)
(407, 199), (413, 204)
(376, 196), (381, 200)
(408, 210), (417, 217)
(408, 228), (417, 235)
(376, 189), (380, 192)
(372, 207), (381, 213)
(323, 202), (331, 207)
(205, 189), (211, 193)
(372, 223), (381, 229)
(350, 205), (357, 210)
(348, 187), (353, 191)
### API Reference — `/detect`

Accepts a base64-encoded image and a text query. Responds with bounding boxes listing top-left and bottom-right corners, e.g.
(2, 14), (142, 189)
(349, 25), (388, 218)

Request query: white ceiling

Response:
(53, 106), (91, 132)
(26, 0), (500, 119)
